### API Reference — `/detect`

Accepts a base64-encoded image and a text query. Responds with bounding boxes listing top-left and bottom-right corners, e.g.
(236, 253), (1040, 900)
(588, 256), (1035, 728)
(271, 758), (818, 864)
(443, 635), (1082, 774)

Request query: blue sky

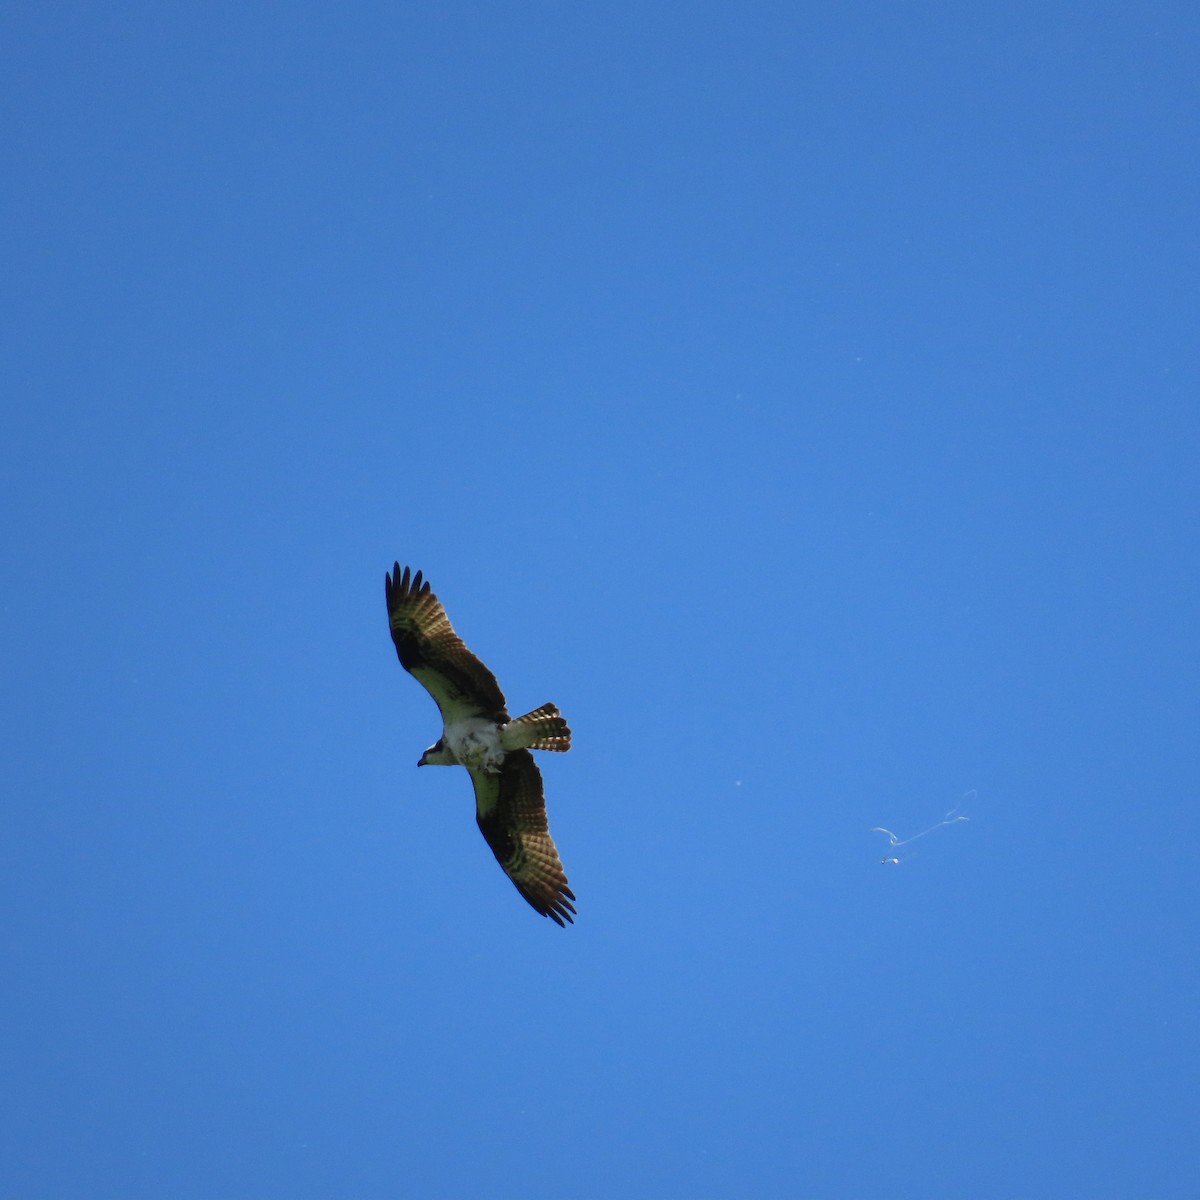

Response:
(2, 3), (1197, 1197)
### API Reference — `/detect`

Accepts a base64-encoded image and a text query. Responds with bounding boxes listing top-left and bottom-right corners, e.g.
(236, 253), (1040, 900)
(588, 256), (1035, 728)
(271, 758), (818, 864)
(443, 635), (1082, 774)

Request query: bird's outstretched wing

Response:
(472, 750), (575, 926)
(385, 563), (508, 721)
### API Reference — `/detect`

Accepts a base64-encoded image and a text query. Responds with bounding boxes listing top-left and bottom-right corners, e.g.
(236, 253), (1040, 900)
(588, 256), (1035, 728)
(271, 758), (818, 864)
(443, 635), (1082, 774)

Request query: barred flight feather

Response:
(505, 703), (572, 752)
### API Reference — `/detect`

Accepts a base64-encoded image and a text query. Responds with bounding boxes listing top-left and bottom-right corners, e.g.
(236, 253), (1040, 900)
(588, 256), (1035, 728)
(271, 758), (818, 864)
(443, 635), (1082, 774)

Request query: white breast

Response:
(444, 716), (505, 773)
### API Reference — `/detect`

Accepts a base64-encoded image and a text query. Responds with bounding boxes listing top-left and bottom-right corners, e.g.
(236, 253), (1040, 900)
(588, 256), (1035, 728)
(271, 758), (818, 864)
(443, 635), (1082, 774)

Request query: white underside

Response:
(444, 716), (506, 773)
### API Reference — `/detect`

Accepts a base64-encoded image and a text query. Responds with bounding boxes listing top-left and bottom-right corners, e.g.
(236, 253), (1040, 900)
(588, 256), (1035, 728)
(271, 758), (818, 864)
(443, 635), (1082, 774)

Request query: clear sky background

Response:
(2, 4), (1197, 1198)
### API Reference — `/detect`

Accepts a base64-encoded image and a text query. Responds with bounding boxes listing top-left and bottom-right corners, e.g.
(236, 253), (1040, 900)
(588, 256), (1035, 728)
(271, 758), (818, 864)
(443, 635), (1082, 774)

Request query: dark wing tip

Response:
(548, 885), (577, 924)
(533, 888), (576, 926)
(385, 562), (404, 609)
(502, 863), (577, 927)
(516, 869), (576, 926)
(385, 563), (429, 612)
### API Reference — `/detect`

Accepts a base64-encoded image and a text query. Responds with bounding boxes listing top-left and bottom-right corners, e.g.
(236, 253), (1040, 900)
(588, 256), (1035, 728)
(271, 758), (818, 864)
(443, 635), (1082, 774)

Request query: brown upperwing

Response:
(385, 563), (508, 720)
(472, 749), (575, 926)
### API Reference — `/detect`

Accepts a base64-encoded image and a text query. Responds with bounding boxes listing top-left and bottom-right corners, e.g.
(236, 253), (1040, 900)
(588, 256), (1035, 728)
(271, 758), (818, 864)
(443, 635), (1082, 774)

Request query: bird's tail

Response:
(501, 703), (572, 753)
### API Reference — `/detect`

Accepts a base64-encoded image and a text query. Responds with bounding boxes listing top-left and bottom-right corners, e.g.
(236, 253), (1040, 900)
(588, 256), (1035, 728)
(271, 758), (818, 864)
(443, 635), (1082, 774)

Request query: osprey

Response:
(385, 563), (576, 925)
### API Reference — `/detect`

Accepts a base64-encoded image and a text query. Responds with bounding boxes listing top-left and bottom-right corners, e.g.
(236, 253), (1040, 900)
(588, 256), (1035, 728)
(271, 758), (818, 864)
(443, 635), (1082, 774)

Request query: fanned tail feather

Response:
(502, 703), (572, 753)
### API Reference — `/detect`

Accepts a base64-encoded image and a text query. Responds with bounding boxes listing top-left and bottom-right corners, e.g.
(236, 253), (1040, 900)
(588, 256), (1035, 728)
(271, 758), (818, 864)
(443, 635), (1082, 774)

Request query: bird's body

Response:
(426, 714), (505, 771)
(385, 564), (576, 925)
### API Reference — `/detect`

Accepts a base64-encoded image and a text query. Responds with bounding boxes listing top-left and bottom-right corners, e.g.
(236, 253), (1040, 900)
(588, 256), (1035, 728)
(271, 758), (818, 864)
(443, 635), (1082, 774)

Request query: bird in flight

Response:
(385, 564), (576, 925)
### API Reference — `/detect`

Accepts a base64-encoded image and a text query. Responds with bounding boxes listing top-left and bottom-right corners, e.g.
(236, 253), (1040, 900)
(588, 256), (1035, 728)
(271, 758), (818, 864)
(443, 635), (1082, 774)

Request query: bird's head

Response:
(418, 737), (453, 767)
